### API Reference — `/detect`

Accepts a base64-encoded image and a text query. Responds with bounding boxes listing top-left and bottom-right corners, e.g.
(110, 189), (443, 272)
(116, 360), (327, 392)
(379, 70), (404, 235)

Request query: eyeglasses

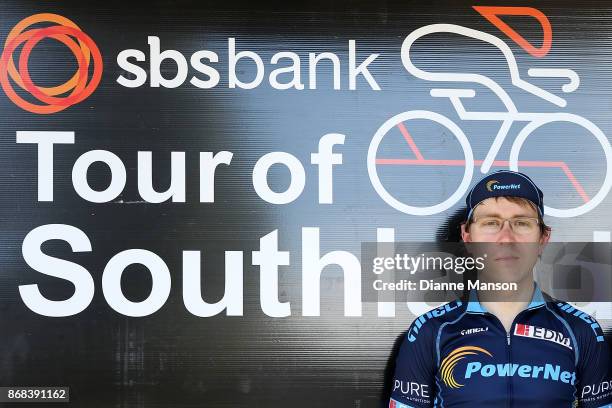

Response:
(470, 216), (540, 235)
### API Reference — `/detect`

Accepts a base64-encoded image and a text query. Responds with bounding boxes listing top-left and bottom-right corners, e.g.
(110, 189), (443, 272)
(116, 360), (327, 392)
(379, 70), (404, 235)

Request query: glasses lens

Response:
(476, 217), (502, 233)
(511, 217), (538, 234)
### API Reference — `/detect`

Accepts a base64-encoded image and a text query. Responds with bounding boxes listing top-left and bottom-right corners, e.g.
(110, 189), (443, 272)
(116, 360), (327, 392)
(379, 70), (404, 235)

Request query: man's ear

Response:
(538, 227), (551, 255)
(460, 222), (471, 242)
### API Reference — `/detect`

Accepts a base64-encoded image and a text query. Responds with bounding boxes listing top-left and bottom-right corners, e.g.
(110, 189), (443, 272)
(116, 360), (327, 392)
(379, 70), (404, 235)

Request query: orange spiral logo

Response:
(0, 13), (103, 114)
(440, 346), (493, 389)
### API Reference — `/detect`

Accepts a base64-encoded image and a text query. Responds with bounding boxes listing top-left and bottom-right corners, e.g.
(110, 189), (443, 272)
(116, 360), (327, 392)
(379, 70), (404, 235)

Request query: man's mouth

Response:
(494, 256), (519, 261)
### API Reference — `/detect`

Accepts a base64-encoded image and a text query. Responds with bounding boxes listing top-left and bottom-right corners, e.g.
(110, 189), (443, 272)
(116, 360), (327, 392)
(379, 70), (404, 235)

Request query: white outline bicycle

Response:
(367, 23), (612, 217)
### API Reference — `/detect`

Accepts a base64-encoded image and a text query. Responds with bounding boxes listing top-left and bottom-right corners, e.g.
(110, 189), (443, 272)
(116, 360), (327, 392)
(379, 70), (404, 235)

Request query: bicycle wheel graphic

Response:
(510, 113), (612, 218)
(367, 110), (474, 216)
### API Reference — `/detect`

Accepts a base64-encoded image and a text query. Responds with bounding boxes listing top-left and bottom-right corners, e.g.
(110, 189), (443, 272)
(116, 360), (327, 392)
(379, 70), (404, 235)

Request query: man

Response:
(388, 170), (611, 408)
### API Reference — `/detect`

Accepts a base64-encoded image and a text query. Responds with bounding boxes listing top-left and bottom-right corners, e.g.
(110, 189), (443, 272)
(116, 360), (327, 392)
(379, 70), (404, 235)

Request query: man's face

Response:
(460, 197), (551, 286)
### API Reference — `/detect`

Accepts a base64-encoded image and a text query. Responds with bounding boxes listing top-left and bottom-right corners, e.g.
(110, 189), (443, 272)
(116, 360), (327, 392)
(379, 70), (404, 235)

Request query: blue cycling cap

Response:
(465, 170), (544, 221)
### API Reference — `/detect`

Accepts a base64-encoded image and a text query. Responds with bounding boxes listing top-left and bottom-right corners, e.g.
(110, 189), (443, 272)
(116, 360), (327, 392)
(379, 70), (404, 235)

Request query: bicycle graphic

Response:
(367, 6), (612, 217)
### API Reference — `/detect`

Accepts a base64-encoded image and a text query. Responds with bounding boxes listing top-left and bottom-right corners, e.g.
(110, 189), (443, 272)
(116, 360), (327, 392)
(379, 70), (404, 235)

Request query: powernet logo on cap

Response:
(486, 179), (521, 192)
(0, 13), (103, 114)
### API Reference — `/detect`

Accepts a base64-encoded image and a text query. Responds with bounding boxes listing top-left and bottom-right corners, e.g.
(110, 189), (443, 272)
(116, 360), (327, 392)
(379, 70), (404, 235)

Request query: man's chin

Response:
(479, 267), (530, 286)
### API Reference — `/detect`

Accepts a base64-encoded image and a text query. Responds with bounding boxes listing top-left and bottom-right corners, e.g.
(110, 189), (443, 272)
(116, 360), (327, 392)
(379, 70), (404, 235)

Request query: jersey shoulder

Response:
(546, 299), (606, 343)
(405, 299), (467, 343)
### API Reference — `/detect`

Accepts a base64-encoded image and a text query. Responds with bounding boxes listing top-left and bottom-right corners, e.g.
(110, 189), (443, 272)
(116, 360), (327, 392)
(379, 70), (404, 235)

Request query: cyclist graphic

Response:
(387, 170), (611, 408)
(368, 6), (612, 218)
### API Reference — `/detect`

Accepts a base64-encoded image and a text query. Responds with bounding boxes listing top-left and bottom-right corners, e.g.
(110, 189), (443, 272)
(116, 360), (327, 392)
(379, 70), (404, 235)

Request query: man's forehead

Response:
(472, 197), (538, 217)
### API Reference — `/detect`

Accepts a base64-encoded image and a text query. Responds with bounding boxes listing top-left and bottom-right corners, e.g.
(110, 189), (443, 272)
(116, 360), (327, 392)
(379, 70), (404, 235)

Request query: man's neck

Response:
(479, 279), (536, 333)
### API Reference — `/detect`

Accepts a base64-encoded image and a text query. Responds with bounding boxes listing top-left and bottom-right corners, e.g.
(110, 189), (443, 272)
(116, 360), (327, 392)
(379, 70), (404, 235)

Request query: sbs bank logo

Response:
(440, 346), (492, 388)
(0, 13), (103, 114)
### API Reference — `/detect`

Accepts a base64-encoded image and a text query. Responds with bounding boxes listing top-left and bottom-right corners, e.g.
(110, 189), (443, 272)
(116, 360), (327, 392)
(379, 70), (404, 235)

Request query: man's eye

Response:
(482, 220), (500, 226)
(514, 219), (534, 228)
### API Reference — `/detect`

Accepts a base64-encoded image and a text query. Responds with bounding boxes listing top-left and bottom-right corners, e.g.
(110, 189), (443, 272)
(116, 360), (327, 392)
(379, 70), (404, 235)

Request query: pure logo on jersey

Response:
(514, 323), (573, 350)
(440, 346), (493, 388)
(393, 380), (430, 399)
(581, 379), (612, 399)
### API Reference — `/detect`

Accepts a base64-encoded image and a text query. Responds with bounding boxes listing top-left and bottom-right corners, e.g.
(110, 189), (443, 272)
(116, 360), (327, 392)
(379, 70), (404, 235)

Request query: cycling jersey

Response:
(388, 283), (612, 407)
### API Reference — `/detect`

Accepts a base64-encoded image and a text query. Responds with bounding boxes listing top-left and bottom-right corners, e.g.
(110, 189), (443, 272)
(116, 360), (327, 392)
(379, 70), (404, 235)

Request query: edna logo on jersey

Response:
(0, 13), (103, 114)
(514, 323), (573, 350)
(440, 346), (576, 389)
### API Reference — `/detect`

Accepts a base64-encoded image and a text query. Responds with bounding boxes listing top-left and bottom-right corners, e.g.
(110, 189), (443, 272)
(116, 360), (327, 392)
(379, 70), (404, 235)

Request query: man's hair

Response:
(463, 196), (551, 236)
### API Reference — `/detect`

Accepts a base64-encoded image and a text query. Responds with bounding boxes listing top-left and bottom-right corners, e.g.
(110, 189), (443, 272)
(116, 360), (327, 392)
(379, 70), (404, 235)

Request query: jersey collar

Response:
(466, 282), (545, 313)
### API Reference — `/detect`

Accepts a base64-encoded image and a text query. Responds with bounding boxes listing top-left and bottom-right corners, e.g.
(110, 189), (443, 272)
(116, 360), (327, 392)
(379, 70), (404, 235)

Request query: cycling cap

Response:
(465, 170), (544, 221)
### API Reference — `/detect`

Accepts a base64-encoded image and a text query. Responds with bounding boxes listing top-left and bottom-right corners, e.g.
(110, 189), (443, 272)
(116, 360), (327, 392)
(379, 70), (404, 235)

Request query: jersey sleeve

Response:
(388, 319), (437, 408)
(575, 317), (611, 408)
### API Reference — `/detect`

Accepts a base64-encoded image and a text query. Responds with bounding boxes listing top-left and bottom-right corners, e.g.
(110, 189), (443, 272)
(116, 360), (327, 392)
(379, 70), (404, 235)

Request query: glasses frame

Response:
(469, 216), (541, 235)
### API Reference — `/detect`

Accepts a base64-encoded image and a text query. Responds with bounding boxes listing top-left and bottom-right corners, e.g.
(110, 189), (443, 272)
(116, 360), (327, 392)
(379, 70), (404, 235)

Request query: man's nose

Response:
(496, 220), (517, 242)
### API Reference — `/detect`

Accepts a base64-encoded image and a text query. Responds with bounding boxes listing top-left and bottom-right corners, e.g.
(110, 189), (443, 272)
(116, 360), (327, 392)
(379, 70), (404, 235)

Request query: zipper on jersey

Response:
(473, 294), (545, 407)
(507, 329), (513, 408)
(481, 312), (525, 408)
